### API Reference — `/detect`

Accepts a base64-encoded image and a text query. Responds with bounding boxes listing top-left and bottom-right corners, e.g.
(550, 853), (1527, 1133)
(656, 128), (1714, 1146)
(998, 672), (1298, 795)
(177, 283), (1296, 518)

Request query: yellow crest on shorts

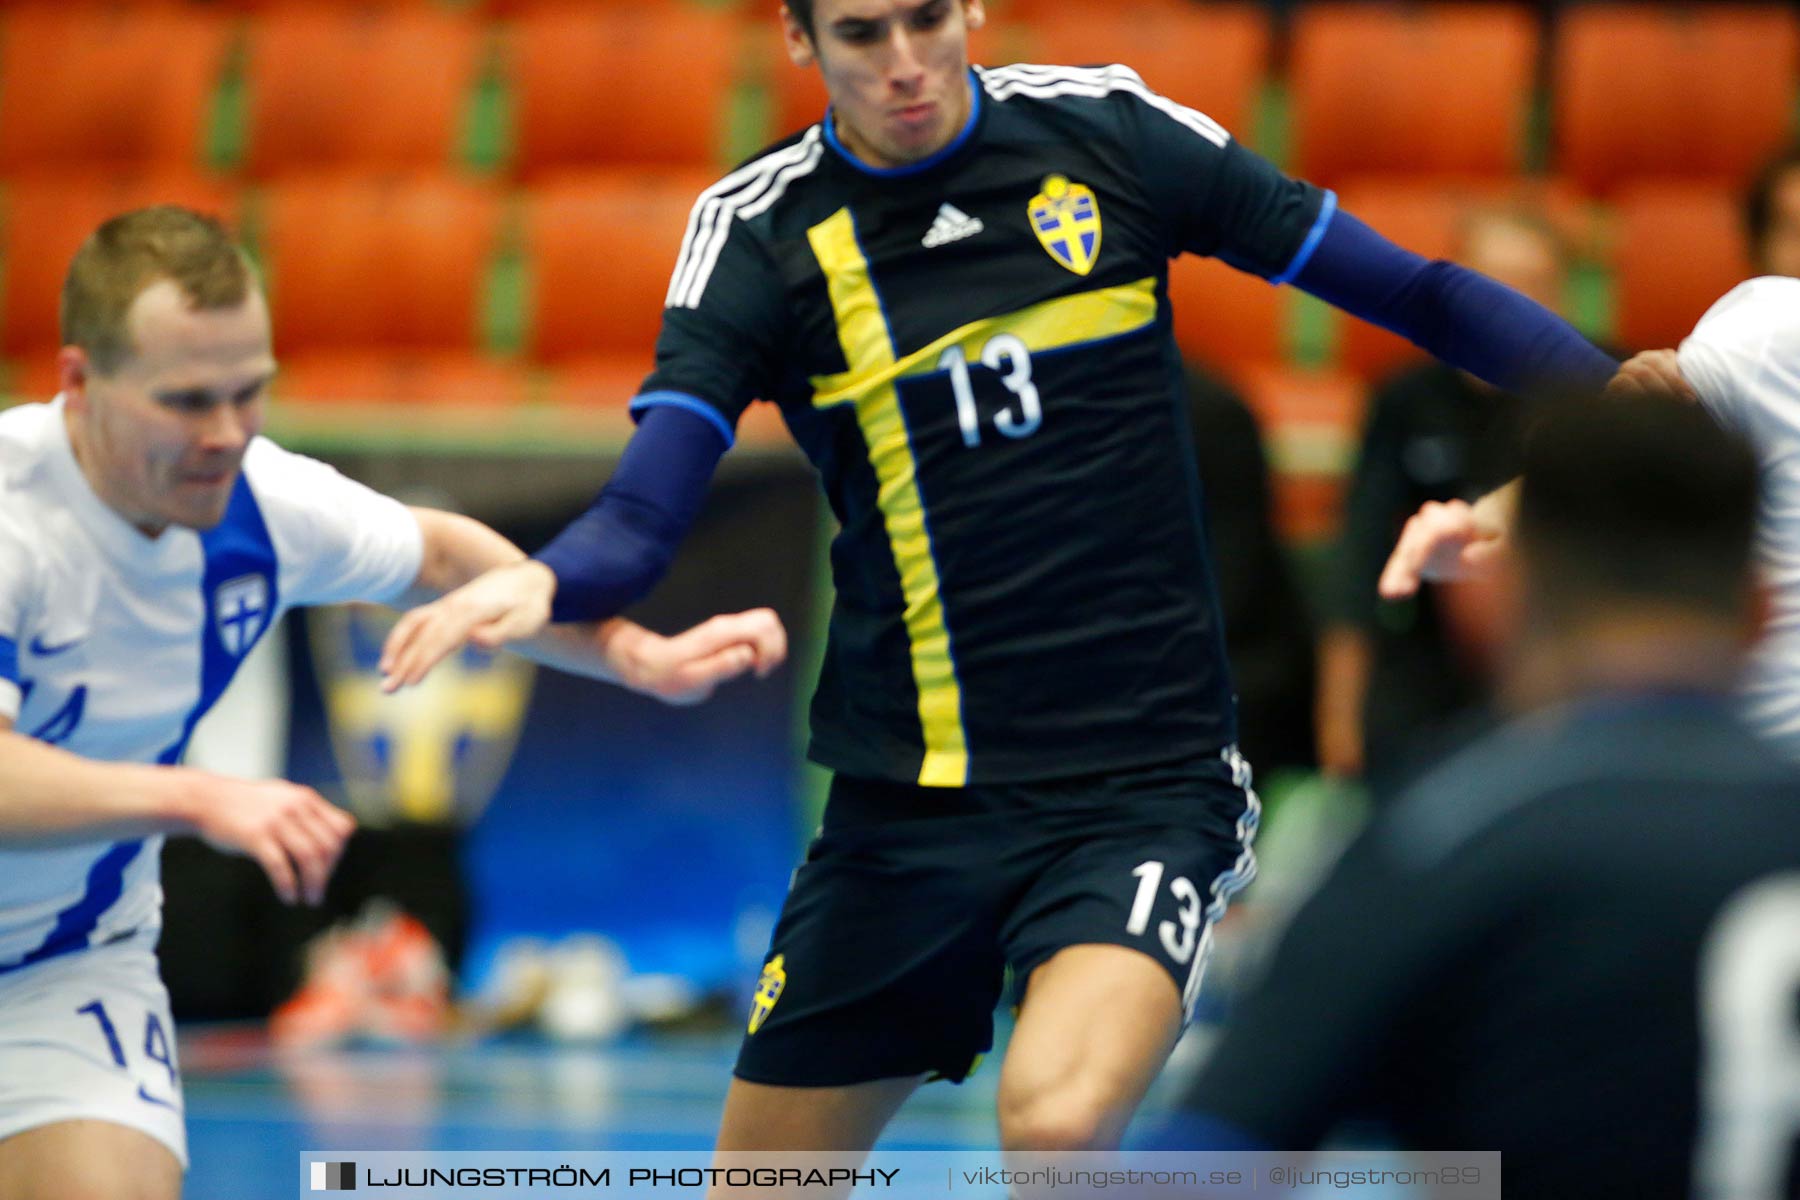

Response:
(748, 954), (787, 1034)
(1028, 174), (1102, 276)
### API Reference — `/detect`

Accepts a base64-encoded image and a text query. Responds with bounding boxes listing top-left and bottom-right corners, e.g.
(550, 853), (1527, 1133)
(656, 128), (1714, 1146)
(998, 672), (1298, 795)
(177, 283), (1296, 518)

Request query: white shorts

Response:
(0, 935), (187, 1168)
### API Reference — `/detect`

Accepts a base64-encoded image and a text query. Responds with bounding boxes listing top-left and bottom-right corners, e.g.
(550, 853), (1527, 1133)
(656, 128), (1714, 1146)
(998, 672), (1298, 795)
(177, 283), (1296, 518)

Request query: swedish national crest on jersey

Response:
(748, 954), (787, 1034)
(1029, 174), (1102, 276)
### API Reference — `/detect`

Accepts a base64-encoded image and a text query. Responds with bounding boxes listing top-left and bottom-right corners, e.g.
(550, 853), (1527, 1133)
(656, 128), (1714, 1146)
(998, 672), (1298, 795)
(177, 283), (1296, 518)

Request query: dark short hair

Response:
(61, 205), (253, 376)
(1744, 142), (1800, 267)
(1518, 396), (1759, 624)
(787, 0), (816, 38)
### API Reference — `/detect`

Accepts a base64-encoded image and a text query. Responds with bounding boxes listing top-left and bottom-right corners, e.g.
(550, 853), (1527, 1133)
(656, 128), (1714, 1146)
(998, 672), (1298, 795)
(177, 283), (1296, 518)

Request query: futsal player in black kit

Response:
(380, 0), (1618, 1169)
(1183, 393), (1800, 1199)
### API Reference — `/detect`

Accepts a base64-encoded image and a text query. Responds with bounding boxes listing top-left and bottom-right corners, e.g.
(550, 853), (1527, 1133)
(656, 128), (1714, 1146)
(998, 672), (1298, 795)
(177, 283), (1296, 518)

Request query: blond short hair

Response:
(60, 206), (253, 375)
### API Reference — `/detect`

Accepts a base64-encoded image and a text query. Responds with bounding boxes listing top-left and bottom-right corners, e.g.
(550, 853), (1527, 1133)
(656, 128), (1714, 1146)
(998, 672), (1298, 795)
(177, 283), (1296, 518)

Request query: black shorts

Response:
(732, 749), (1260, 1088)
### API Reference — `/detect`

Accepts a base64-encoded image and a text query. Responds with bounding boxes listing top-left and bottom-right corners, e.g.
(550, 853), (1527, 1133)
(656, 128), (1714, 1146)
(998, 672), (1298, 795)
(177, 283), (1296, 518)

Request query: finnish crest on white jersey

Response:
(213, 574), (270, 657)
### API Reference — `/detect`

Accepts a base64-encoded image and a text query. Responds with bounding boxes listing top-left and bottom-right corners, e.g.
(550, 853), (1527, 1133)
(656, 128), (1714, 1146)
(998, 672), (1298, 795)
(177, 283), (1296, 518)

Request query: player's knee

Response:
(997, 1080), (1120, 1152)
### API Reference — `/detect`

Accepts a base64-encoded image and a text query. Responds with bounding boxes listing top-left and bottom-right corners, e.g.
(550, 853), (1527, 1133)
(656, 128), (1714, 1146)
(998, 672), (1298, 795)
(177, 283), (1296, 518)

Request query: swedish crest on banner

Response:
(309, 603), (534, 828)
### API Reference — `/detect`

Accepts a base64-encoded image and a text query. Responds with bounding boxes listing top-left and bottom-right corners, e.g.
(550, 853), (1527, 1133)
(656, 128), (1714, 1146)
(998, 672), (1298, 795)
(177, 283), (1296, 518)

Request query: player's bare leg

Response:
(708, 1075), (922, 1198)
(0, 1120), (182, 1200)
(997, 944), (1182, 1154)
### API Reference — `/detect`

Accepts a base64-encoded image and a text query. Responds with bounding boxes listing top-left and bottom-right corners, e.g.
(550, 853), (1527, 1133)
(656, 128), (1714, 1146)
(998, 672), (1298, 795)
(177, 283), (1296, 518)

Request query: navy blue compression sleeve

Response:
(533, 401), (728, 622)
(1291, 208), (1618, 397)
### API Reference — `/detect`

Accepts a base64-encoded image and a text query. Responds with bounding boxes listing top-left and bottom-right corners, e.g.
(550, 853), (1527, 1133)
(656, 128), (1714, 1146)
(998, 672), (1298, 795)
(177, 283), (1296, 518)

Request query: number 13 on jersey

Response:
(939, 334), (1042, 448)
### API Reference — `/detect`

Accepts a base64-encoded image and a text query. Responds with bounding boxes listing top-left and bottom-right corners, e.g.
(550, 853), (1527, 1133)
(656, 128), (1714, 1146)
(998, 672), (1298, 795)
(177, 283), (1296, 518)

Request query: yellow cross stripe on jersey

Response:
(808, 207), (969, 787)
(804, 207), (1160, 787)
(808, 275), (1159, 406)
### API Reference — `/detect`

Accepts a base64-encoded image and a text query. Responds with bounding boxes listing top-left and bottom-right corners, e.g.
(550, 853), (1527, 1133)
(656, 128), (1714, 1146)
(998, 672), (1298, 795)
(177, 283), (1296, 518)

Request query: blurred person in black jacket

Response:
(1315, 208), (1570, 788)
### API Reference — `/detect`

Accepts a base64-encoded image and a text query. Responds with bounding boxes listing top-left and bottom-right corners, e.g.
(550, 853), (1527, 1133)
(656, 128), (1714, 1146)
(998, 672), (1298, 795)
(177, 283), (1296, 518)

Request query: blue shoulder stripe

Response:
(0, 635), (16, 684)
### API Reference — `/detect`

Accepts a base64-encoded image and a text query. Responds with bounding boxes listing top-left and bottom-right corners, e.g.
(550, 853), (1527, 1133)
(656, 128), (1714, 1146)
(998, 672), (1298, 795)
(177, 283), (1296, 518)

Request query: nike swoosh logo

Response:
(28, 635), (82, 656)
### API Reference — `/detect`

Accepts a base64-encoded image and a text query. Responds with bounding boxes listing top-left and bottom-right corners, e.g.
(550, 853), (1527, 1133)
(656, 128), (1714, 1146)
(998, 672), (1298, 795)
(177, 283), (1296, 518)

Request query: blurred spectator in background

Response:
(1183, 391), (1800, 1200)
(1184, 365), (1317, 778)
(1745, 141), (1800, 279)
(1315, 207), (1570, 788)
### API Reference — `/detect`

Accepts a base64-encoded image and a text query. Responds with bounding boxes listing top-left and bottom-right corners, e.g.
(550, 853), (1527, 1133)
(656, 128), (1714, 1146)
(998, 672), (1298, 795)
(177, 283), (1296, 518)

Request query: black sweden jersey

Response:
(1186, 695), (1800, 1199)
(645, 64), (1327, 787)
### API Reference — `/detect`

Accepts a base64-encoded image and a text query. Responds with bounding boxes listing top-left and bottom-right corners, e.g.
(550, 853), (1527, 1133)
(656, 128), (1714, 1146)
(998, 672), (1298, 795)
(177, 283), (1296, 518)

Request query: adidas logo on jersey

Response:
(922, 203), (984, 248)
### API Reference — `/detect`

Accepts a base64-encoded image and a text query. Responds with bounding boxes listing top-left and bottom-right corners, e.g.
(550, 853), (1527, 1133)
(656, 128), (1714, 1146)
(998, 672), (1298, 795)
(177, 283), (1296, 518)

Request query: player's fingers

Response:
(469, 613), (530, 651)
(660, 644), (758, 704)
(253, 839), (300, 906)
(1607, 350), (1697, 405)
(1378, 512), (1439, 599)
(1380, 503), (1475, 598)
(276, 805), (340, 907)
(309, 795), (357, 840)
(664, 612), (762, 660)
(389, 617), (471, 688)
(378, 607), (434, 685)
(296, 792), (355, 861)
(744, 609), (788, 677)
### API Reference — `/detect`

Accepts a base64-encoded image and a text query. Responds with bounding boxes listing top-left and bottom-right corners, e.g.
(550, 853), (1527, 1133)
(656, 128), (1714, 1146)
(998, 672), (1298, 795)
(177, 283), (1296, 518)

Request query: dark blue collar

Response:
(823, 68), (983, 178)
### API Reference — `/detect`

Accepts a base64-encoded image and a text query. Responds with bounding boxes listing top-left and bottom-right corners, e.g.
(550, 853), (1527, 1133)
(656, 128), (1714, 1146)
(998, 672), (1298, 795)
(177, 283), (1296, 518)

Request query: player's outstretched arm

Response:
(0, 721), (353, 905)
(382, 405), (728, 689)
(1291, 208), (1616, 400)
(385, 508), (784, 701)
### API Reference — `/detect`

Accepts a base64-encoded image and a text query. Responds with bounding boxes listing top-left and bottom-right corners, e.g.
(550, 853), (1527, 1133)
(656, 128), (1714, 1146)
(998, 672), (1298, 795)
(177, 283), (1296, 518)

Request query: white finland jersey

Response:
(0, 397), (423, 972)
(1679, 276), (1800, 759)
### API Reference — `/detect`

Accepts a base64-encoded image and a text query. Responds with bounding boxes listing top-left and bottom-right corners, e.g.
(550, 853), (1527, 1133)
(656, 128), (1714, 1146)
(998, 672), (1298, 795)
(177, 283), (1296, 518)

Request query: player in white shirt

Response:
(0, 207), (787, 1200)
(1377, 276), (1800, 756)
(1669, 277), (1800, 754)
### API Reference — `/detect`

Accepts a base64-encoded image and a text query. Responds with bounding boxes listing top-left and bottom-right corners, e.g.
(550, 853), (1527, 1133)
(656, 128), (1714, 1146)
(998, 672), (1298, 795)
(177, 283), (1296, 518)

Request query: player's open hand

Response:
(1604, 349), (1698, 404)
(380, 560), (557, 691)
(608, 608), (788, 705)
(188, 775), (355, 906)
(1378, 498), (1509, 600)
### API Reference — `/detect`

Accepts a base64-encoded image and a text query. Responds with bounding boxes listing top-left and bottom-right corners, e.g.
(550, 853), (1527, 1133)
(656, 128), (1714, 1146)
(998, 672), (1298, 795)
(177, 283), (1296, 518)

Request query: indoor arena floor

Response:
(181, 1026), (1014, 1198)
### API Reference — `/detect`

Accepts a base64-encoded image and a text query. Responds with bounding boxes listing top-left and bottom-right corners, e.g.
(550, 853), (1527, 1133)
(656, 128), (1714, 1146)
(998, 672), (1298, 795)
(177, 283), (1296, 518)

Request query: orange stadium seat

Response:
(200, 0), (451, 9)
(1, 173), (239, 371)
(244, 8), (485, 177)
(1167, 255), (1286, 384)
(1234, 364), (1366, 543)
(1554, 5), (1800, 195)
(0, 8), (230, 173)
(1006, 5), (1268, 144)
(262, 174), (510, 405)
(523, 170), (714, 406)
(1290, 4), (1537, 187)
(482, 0), (691, 12)
(1612, 182), (1751, 352)
(511, 7), (741, 174)
(272, 354), (533, 408)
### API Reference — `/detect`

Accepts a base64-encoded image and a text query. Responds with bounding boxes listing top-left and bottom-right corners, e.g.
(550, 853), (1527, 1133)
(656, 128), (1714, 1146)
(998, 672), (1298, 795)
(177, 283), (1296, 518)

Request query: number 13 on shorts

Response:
(1126, 860), (1205, 965)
